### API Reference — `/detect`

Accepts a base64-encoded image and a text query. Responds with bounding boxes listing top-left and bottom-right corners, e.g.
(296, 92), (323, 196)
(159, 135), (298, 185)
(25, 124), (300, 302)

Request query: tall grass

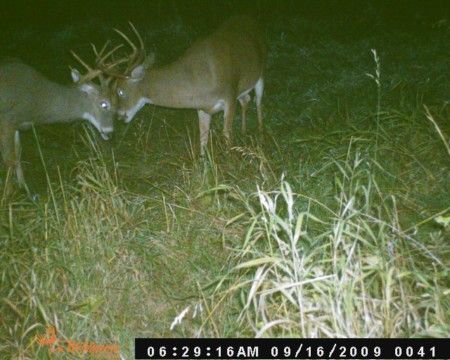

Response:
(1, 129), (155, 359)
(366, 49), (382, 159)
(197, 141), (448, 338)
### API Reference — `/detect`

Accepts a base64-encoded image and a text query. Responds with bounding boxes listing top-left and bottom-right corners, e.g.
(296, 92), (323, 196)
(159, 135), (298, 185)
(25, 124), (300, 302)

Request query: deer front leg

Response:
(1, 123), (25, 189)
(198, 110), (211, 156)
(14, 131), (25, 188)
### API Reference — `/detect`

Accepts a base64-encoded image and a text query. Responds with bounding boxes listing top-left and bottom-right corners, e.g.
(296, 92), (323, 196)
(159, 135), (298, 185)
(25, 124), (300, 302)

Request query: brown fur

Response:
(116, 16), (267, 153)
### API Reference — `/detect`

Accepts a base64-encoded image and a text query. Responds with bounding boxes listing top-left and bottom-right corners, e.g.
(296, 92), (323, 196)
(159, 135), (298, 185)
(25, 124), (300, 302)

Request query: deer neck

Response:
(143, 61), (197, 109)
(44, 85), (88, 123)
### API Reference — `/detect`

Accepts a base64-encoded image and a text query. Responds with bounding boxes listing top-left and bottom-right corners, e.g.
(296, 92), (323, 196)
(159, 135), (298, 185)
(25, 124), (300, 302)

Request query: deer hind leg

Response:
(238, 93), (251, 134)
(198, 110), (211, 156)
(254, 77), (264, 132)
(223, 100), (236, 145)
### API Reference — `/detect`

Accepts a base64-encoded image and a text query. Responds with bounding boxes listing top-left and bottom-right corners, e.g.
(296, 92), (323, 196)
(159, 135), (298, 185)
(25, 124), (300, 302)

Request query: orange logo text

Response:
(36, 325), (120, 355)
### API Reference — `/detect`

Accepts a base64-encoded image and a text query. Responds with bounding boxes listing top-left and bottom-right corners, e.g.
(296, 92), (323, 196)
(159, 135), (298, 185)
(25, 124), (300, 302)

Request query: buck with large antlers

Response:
(0, 47), (115, 190)
(108, 16), (267, 154)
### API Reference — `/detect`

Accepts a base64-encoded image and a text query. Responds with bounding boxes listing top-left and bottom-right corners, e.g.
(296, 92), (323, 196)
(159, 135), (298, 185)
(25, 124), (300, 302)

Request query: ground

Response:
(0, 10), (449, 359)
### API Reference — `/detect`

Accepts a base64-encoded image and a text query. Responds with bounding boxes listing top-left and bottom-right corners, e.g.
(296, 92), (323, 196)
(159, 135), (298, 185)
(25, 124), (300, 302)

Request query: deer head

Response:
(71, 45), (119, 139)
(99, 22), (156, 123)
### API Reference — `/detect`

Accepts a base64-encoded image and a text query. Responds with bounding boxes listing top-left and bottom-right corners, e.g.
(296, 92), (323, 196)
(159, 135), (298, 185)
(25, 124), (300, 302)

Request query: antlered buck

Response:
(107, 16), (267, 154)
(0, 48), (116, 191)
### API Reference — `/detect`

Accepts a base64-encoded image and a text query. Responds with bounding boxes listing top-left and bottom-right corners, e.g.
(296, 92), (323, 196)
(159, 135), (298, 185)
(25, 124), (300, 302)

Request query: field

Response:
(1, 6), (449, 359)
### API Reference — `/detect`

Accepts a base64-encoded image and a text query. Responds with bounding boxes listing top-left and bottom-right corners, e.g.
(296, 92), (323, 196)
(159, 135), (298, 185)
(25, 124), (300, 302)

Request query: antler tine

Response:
(114, 28), (138, 72)
(128, 22), (146, 70)
(91, 42), (120, 65)
(101, 44), (124, 65)
(93, 42), (122, 62)
(91, 43), (102, 61)
(98, 40), (111, 58)
(71, 49), (103, 84)
(87, 41), (129, 86)
(114, 28), (138, 53)
(99, 67), (130, 80)
(113, 22), (146, 74)
(106, 57), (129, 69)
(71, 50), (93, 72)
(128, 21), (144, 52)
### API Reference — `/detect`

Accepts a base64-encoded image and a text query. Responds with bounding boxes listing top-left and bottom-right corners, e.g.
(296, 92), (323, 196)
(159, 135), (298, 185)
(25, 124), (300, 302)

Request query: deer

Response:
(0, 46), (117, 192)
(104, 16), (267, 155)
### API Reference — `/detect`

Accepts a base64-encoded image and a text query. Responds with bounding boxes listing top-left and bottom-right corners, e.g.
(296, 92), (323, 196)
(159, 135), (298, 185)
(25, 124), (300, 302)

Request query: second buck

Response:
(108, 16), (267, 154)
(0, 47), (115, 191)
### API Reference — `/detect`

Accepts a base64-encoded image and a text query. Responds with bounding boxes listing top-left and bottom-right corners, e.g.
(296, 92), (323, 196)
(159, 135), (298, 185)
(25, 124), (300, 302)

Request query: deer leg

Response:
(1, 123), (25, 189)
(223, 100), (236, 144)
(255, 77), (264, 132)
(14, 131), (25, 188)
(238, 93), (251, 134)
(198, 110), (211, 156)
(1, 123), (16, 174)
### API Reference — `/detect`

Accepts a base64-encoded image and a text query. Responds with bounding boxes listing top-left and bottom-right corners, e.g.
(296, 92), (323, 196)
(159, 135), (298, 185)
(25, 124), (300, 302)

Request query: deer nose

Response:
(117, 112), (127, 122)
(100, 127), (113, 140)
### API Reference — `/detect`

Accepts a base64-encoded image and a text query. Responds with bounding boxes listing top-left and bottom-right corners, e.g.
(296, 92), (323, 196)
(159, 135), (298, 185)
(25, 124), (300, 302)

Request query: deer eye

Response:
(117, 89), (125, 97)
(100, 100), (110, 110)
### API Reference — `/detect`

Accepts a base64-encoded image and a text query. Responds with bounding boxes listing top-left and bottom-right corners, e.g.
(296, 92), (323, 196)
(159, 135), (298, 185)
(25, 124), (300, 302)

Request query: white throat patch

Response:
(125, 97), (151, 123)
(82, 112), (101, 130)
(82, 113), (110, 139)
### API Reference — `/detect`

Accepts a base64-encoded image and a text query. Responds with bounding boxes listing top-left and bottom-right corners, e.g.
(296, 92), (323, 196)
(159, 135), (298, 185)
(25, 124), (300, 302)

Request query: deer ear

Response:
(143, 52), (156, 69)
(130, 65), (146, 81)
(79, 83), (99, 95)
(71, 68), (81, 83)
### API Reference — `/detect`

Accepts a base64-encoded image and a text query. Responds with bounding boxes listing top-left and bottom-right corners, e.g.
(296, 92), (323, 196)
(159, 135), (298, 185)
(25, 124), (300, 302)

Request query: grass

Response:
(1, 12), (449, 359)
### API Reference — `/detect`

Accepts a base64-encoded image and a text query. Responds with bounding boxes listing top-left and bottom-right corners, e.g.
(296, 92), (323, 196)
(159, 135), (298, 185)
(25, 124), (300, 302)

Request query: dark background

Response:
(1, 0), (448, 76)
(0, 0), (448, 184)
(1, 0), (449, 31)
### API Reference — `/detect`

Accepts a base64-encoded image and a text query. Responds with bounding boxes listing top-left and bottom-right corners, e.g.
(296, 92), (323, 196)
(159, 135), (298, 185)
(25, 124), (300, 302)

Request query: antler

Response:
(70, 50), (104, 84)
(106, 22), (146, 76)
(80, 22), (145, 82)
(114, 22), (146, 74)
(91, 42), (127, 70)
(72, 37), (129, 86)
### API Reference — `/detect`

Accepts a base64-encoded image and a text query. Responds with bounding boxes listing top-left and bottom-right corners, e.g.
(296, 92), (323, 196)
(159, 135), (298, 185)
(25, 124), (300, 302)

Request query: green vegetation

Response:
(1, 14), (449, 359)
